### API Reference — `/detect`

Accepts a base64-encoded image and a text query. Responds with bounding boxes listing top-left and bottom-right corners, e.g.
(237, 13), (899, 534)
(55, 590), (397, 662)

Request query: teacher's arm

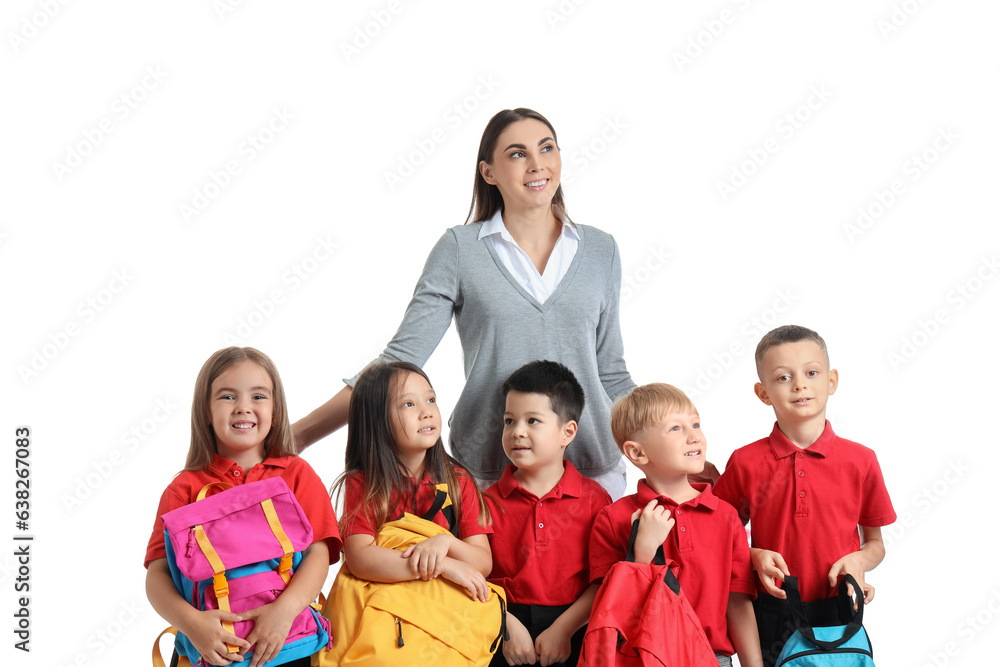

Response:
(595, 236), (636, 400)
(293, 230), (461, 451)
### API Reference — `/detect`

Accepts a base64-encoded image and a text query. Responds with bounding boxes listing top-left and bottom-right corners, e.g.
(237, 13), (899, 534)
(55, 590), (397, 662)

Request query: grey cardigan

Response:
(349, 221), (636, 478)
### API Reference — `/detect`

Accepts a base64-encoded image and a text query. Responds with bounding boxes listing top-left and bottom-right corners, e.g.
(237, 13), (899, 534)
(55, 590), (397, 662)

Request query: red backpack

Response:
(579, 520), (718, 667)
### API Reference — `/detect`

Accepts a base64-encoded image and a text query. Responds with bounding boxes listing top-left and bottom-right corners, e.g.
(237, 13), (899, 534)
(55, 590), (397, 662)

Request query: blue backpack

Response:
(774, 574), (875, 666)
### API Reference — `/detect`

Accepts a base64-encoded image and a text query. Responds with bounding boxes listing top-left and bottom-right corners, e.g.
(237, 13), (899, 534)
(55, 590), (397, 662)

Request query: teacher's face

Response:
(479, 118), (562, 214)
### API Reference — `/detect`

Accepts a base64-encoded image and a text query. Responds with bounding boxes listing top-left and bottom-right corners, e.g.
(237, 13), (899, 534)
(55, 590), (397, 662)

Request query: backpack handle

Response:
(197, 482), (234, 501)
(784, 574), (865, 650)
(624, 518), (681, 596)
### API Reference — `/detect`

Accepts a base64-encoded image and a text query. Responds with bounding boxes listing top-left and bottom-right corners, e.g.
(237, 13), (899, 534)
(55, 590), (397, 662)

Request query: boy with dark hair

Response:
(487, 360), (610, 667)
(590, 383), (763, 667)
(714, 324), (896, 666)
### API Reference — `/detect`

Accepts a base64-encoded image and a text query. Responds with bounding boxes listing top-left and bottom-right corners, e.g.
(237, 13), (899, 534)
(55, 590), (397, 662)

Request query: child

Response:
(332, 361), (493, 600)
(589, 384), (762, 667)
(144, 347), (341, 667)
(713, 325), (896, 666)
(486, 361), (610, 667)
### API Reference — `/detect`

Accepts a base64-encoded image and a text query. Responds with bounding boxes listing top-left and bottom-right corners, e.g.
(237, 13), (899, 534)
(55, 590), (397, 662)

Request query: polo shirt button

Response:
(676, 509), (682, 515)
(233, 470), (240, 477)
(797, 452), (804, 458)
(538, 522), (544, 528)
(538, 502), (543, 507)
(798, 491), (805, 498)
(680, 527), (686, 532)
(797, 471), (805, 477)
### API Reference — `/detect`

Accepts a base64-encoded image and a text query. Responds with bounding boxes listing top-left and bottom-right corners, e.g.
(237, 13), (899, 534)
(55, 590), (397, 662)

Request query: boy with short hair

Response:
(713, 325), (896, 666)
(589, 383), (763, 667)
(486, 360), (611, 667)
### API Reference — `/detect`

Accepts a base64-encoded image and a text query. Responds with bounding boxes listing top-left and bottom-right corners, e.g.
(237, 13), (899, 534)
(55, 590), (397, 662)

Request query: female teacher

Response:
(294, 108), (636, 499)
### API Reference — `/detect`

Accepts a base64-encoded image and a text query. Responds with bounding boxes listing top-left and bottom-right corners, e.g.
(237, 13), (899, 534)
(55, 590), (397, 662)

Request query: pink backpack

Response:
(153, 477), (331, 667)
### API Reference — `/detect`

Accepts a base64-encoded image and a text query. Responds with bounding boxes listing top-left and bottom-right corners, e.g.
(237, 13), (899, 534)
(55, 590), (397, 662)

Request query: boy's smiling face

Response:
(755, 340), (838, 427)
(502, 390), (575, 473)
(626, 412), (707, 478)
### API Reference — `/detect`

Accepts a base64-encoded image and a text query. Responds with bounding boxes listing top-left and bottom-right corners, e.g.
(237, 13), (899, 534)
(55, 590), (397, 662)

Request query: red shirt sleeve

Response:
(456, 471), (492, 539)
(144, 481), (189, 568)
(342, 471), (377, 538)
(588, 505), (624, 582)
(285, 458), (342, 564)
(859, 452), (897, 527)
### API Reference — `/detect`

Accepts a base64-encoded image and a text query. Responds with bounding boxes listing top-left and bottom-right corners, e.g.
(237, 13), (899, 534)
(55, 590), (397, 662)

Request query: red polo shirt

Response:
(342, 468), (491, 540)
(485, 461), (611, 606)
(713, 421), (896, 602)
(589, 481), (755, 656)
(145, 454), (342, 567)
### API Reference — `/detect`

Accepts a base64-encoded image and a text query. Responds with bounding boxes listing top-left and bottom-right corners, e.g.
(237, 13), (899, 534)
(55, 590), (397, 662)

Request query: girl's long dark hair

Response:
(465, 107), (570, 225)
(332, 361), (490, 535)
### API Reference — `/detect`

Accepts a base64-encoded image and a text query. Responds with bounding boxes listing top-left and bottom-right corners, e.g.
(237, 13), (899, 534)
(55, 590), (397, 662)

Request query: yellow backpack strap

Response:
(196, 482), (233, 501)
(193, 525), (239, 654)
(260, 497), (295, 584)
(152, 626), (194, 667)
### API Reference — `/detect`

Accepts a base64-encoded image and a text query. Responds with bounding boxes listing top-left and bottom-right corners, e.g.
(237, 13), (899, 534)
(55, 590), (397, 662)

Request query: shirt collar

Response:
(496, 460), (583, 500)
(767, 420), (836, 459)
(207, 453), (292, 478)
(636, 479), (718, 511)
(477, 209), (578, 242)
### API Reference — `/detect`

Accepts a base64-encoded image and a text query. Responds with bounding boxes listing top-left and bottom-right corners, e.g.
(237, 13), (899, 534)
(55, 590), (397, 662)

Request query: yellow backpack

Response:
(313, 486), (507, 666)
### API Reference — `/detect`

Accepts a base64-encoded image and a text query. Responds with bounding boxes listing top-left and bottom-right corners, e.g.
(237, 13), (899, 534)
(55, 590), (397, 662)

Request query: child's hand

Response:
(502, 613), (536, 665)
(240, 597), (298, 667)
(630, 499), (674, 564)
(441, 557), (491, 602)
(184, 609), (250, 665)
(828, 553), (874, 608)
(534, 623), (572, 666)
(750, 548), (789, 598)
(401, 533), (454, 580)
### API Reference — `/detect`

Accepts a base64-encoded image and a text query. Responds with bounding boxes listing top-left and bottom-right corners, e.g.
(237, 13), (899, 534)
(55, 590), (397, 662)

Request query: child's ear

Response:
(622, 441), (647, 466)
(753, 382), (772, 405)
(828, 369), (839, 395)
(479, 160), (496, 185)
(561, 420), (578, 447)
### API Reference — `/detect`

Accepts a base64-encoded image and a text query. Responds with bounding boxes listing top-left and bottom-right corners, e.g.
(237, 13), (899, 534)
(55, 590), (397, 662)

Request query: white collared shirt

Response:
(478, 210), (579, 303)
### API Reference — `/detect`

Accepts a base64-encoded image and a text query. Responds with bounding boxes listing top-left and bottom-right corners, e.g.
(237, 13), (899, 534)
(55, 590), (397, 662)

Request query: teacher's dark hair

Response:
(465, 108), (569, 225)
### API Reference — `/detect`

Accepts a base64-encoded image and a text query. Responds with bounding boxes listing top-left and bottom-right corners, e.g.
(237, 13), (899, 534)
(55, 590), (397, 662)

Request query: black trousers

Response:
(490, 602), (586, 667)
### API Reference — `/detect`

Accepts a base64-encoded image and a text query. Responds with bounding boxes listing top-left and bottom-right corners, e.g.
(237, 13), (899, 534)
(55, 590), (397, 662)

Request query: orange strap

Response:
(196, 482), (233, 501)
(152, 626), (193, 667)
(193, 524), (240, 654)
(261, 497), (295, 584)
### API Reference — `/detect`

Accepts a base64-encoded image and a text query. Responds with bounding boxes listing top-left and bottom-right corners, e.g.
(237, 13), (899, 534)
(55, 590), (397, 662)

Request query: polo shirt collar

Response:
(636, 479), (719, 511)
(477, 209), (578, 242)
(496, 460), (584, 500)
(767, 420), (836, 459)
(207, 453), (292, 478)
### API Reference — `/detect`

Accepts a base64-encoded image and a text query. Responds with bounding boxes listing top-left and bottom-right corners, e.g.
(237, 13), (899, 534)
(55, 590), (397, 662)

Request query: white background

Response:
(3, 1), (999, 665)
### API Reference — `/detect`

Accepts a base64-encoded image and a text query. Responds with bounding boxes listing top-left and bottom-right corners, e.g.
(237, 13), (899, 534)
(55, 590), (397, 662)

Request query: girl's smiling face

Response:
(479, 118), (562, 214)
(209, 360), (273, 466)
